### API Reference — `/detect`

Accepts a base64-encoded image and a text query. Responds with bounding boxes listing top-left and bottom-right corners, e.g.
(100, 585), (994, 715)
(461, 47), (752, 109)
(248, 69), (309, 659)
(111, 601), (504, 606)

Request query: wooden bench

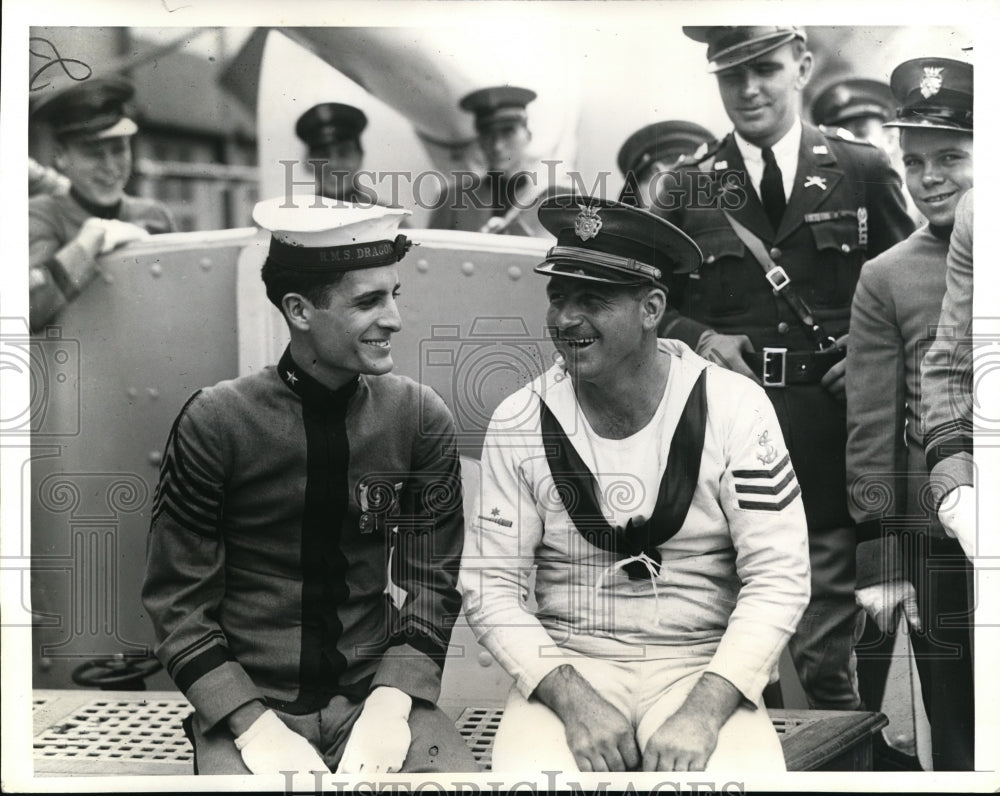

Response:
(32, 690), (887, 775)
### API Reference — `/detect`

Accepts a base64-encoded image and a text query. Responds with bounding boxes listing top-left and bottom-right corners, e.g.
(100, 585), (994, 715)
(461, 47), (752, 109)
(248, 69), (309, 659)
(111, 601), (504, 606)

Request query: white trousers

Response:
(492, 654), (785, 773)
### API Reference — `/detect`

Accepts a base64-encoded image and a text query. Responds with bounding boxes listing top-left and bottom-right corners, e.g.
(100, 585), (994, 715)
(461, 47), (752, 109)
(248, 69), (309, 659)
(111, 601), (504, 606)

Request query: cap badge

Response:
(574, 205), (603, 241)
(920, 66), (944, 98)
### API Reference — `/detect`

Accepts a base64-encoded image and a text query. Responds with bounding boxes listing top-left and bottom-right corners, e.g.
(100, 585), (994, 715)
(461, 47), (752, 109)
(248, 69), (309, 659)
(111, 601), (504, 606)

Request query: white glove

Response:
(97, 219), (150, 253)
(233, 709), (330, 775)
(337, 687), (412, 774)
(938, 485), (977, 560)
(855, 579), (921, 634)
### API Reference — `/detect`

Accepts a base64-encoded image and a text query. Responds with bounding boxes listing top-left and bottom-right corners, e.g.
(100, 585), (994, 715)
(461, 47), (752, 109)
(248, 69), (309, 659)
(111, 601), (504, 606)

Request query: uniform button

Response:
(777, 322), (790, 334)
(841, 243), (851, 253)
(769, 247), (781, 259)
(705, 254), (716, 264)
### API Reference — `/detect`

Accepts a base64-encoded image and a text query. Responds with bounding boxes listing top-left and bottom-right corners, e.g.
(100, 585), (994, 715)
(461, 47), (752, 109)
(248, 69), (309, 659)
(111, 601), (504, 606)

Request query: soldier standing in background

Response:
(655, 26), (915, 711)
(29, 75), (176, 332)
(616, 120), (716, 210)
(294, 102), (373, 204)
(429, 85), (560, 236)
(811, 77), (921, 224)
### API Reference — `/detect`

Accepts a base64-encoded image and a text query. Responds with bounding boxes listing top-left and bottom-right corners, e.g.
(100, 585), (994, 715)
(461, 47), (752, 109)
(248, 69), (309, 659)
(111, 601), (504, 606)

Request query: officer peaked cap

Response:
(535, 196), (702, 289)
(684, 26), (807, 73)
(32, 74), (138, 141)
(884, 57), (973, 132)
(460, 86), (537, 131)
(295, 103), (368, 149)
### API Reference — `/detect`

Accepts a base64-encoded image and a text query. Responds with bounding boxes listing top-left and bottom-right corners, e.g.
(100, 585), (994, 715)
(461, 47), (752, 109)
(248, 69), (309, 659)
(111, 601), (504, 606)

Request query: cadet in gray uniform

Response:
(29, 75), (176, 332)
(143, 198), (476, 776)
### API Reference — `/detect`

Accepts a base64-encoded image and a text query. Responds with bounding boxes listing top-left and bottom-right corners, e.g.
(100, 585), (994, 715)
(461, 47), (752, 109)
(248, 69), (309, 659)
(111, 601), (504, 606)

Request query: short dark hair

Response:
(260, 258), (346, 316)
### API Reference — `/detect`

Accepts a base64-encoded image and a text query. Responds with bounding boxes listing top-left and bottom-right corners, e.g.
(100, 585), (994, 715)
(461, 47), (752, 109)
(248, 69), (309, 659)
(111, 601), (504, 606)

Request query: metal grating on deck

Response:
(455, 707), (503, 771)
(34, 697), (194, 764)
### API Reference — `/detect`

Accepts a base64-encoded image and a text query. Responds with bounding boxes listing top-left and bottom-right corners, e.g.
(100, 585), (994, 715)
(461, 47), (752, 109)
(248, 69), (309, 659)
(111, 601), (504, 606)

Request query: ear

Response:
(282, 293), (312, 333)
(641, 287), (668, 331)
(795, 52), (814, 91)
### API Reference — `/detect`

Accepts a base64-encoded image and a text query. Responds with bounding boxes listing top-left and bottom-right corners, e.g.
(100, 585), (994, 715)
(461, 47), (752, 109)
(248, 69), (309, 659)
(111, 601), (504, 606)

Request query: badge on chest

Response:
(357, 479), (403, 534)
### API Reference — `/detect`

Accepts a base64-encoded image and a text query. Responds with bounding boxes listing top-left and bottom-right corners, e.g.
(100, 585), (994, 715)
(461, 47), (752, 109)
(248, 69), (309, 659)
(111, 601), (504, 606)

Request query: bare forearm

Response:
(673, 673), (743, 731)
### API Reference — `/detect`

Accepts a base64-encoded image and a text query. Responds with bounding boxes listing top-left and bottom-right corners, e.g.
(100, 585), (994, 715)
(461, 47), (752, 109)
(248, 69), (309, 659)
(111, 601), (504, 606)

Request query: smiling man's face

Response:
(55, 135), (132, 206)
(715, 42), (813, 148)
(900, 128), (973, 227)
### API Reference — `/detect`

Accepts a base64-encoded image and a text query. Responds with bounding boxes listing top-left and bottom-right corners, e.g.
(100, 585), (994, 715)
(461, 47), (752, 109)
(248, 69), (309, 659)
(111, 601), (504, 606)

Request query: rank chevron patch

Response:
(732, 452), (801, 511)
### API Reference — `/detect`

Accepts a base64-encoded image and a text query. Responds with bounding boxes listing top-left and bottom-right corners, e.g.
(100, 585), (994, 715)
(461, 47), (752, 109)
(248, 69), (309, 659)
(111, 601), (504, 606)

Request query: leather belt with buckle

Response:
(743, 347), (845, 387)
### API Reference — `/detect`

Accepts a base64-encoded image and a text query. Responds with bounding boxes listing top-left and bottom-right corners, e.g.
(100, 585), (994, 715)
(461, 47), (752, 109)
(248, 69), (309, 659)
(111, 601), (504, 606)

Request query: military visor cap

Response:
(253, 195), (412, 275)
(31, 74), (139, 140)
(295, 102), (368, 149)
(811, 78), (894, 127)
(460, 85), (537, 131)
(534, 196), (702, 288)
(884, 57), (973, 132)
(617, 120), (715, 178)
(684, 26), (806, 73)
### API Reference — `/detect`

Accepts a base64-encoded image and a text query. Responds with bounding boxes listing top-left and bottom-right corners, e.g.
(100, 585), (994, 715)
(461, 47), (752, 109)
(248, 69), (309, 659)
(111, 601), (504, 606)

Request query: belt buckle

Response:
(762, 347), (787, 387)
(766, 266), (790, 293)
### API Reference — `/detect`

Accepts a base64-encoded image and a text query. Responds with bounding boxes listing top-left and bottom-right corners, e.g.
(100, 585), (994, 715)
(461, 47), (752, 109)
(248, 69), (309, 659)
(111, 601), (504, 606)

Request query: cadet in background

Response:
(847, 57), (974, 771)
(616, 120), (715, 210)
(294, 102), (373, 204)
(429, 85), (561, 236)
(29, 75), (176, 332)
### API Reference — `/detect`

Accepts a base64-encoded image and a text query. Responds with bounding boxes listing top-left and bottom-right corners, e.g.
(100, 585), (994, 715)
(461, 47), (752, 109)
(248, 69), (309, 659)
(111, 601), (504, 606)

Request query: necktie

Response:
(760, 147), (786, 232)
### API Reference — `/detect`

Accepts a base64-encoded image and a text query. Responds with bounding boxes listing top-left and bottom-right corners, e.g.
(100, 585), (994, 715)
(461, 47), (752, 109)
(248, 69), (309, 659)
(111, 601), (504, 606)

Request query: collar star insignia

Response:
(285, 370), (299, 385)
(491, 507), (501, 517)
(804, 175), (827, 190)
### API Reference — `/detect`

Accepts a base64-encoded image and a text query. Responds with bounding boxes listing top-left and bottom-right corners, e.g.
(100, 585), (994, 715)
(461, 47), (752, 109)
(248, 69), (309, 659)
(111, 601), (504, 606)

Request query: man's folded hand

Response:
(233, 709), (330, 775)
(337, 687), (413, 774)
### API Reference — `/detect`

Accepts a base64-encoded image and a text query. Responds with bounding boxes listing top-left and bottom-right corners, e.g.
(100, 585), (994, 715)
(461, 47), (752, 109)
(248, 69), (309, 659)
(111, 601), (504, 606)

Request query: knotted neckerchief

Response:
(538, 369), (708, 581)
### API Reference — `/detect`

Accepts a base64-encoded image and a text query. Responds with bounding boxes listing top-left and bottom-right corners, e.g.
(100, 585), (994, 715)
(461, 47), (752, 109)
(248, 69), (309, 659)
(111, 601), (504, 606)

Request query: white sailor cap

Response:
(253, 196), (412, 273)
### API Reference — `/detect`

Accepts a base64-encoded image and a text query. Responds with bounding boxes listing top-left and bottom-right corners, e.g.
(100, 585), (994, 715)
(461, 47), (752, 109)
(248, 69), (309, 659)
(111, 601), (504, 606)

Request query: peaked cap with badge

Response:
(811, 78), (895, 128)
(253, 196), (412, 276)
(534, 196), (702, 289)
(31, 74), (139, 141)
(295, 102), (368, 149)
(616, 121), (716, 179)
(460, 85), (537, 132)
(884, 57), (972, 132)
(683, 26), (807, 73)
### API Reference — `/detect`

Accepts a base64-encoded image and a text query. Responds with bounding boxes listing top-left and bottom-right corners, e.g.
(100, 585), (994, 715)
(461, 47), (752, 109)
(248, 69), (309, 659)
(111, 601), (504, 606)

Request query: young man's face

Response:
(900, 128), (973, 227)
(305, 265), (402, 385)
(310, 139), (363, 200)
(715, 43), (812, 148)
(478, 121), (531, 177)
(546, 276), (652, 385)
(55, 135), (132, 206)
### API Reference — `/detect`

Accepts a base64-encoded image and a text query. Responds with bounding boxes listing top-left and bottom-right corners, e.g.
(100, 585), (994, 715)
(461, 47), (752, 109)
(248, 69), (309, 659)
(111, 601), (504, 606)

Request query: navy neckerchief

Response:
(538, 368), (708, 580)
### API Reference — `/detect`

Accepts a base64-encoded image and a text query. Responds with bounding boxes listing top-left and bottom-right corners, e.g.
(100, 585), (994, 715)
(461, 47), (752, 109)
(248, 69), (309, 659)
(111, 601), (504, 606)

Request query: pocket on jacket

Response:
(805, 215), (865, 308)
(688, 226), (751, 316)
